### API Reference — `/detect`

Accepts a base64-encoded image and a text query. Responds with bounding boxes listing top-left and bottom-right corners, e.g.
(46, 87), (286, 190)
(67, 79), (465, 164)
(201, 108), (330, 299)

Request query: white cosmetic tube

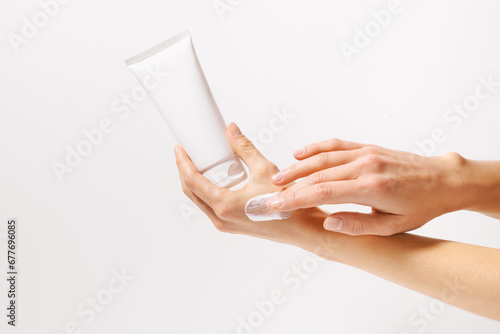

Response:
(125, 30), (247, 188)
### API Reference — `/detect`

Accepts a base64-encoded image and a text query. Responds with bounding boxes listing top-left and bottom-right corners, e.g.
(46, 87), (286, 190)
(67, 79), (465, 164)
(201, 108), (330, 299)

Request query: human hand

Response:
(176, 132), (500, 322)
(175, 122), (329, 251)
(268, 138), (470, 236)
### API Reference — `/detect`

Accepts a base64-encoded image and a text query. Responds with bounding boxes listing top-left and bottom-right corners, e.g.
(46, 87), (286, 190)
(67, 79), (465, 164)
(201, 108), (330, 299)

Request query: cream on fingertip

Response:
(245, 192), (293, 222)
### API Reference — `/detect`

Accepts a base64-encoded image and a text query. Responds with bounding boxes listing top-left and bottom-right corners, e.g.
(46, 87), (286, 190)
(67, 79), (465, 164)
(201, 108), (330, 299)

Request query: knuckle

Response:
(328, 138), (342, 149)
(361, 145), (379, 156)
(359, 154), (384, 171)
(347, 218), (365, 236)
(285, 190), (296, 203)
(365, 176), (390, 193)
(214, 203), (230, 220)
(183, 173), (195, 189)
(306, 142), (319, 152)
(308, 171), (325, 185)
(256, 161), (276, 176)
(312, 183), (333, 201)
(314, 152), (331, 168)
(238, 137), (256, 152)
(302, 144), (313, 155)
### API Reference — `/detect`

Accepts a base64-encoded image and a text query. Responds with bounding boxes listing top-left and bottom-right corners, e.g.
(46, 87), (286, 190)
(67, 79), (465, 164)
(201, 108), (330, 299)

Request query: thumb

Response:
(323, 211), (405, 236)
(226, 122), (275, 175)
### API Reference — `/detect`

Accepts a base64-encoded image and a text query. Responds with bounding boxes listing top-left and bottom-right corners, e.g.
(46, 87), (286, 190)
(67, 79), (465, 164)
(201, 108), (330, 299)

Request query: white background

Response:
(2, 0), (500, 333)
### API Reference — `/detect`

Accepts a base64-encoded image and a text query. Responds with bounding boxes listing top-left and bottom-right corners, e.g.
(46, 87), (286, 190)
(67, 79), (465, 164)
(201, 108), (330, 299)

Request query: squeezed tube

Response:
(125, 30), (247, 188)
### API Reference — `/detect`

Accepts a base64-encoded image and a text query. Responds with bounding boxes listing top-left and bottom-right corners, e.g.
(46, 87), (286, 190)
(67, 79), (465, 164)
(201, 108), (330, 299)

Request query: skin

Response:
(268, 138), (500, 235)
(175, 122), (500, 321)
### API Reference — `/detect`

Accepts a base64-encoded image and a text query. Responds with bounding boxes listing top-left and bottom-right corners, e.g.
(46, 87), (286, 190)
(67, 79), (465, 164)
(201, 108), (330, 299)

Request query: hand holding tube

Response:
(175, 129), (500, 321)
(175, 122), (328, 252)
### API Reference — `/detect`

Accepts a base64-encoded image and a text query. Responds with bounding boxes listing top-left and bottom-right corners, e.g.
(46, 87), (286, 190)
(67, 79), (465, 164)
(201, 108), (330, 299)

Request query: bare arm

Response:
(461, 159), (500, 219)
(313, 218), (500, 321)
(175, 123), (500, 321)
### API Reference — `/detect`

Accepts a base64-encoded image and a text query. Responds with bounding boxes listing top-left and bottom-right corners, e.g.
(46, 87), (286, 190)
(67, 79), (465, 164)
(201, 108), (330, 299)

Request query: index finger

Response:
(266, 180), (365, 211)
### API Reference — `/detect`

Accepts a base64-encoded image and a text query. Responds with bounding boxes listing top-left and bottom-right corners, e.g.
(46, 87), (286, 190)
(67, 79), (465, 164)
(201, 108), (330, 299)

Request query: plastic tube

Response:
(125, 30), (247, 188)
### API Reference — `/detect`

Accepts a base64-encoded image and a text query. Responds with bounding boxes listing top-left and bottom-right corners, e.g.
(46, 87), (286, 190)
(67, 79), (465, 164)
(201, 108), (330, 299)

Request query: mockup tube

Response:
(125, 30), (247, 188)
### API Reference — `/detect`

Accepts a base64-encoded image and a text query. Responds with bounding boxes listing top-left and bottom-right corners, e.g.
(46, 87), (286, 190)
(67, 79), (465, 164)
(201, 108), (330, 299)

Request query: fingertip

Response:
(227, 122), (242, 137)
(324, 216), (344, 232)
(271, 171), (284, 184)
(293, 147), (306, 160)
(266, 196), (285, 210)
(174, 146), (183, 164)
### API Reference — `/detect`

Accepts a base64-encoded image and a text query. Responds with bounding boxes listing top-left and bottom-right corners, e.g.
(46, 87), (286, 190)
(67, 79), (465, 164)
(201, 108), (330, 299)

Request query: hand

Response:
(175, 122), (329, 252)
(175, 131), (500, 321)
(268, 138), (470, 236)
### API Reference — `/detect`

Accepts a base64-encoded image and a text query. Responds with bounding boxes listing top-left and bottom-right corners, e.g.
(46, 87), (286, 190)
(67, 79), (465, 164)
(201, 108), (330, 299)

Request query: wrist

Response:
(438, 152), (474, 213)
(290, 207), (341, 260)
(459, 159), (500, 217)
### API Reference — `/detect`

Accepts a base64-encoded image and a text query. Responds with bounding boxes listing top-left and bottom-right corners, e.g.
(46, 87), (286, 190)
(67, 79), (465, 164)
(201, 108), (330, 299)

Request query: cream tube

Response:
(125, 30), (247, 188)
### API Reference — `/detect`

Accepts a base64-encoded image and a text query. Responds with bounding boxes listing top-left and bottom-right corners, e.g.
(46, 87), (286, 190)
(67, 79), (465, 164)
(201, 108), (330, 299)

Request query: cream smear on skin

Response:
(245, 192), (293, 222)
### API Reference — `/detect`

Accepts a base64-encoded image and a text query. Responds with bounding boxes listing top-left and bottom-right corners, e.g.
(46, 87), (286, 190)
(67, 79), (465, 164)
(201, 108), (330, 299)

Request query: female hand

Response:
(268, 138), (472, 236)
(176, 132), (500, 321)
(175, 122), (329, 252)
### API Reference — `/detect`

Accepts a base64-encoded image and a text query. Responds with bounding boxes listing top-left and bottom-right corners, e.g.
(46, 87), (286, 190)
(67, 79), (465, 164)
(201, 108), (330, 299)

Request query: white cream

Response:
(125, 30), (247, 188)
(245, 192), (293, 222)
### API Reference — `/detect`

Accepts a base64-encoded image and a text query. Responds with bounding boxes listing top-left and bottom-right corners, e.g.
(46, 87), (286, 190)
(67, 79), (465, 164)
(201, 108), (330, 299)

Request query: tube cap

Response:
(202, 156), (247, 189)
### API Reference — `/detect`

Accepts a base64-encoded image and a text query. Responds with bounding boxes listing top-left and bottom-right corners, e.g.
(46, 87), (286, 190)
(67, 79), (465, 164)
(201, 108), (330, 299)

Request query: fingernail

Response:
(272, 172), (284, 183)
(228, 122), (242, 136)
(174, 146), (179, 157)
(324, 217), (343, 231)
(267, 196), (284, 208)
(294, 147), (305, 157)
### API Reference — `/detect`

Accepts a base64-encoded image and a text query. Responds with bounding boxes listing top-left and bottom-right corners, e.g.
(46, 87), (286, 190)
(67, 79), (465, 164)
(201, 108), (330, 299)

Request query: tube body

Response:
(126, 30), (246, 188)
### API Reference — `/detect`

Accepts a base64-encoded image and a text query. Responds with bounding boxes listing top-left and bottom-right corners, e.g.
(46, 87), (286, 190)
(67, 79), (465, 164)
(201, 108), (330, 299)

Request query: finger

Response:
(176, 163), (215, 216)
(283, 162), (359, 192)
(267, 180), (364, 211)
(293, 138), (365, 160)
(175, 145), (228, 206)
(177, 171), (236, 232)
(226, 122), (277, 176)
(323, 212), (406, 236)
(183, 185), (218, 220)
(272, 150), (361, 185)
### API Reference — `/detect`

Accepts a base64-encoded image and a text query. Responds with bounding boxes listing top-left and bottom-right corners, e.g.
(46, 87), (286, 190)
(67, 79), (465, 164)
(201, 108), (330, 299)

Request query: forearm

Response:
(176, 128), (500, 320)
(461, 159), (500, 219)
(337, 234), (500, 319)
(299, 213), (500, 320)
